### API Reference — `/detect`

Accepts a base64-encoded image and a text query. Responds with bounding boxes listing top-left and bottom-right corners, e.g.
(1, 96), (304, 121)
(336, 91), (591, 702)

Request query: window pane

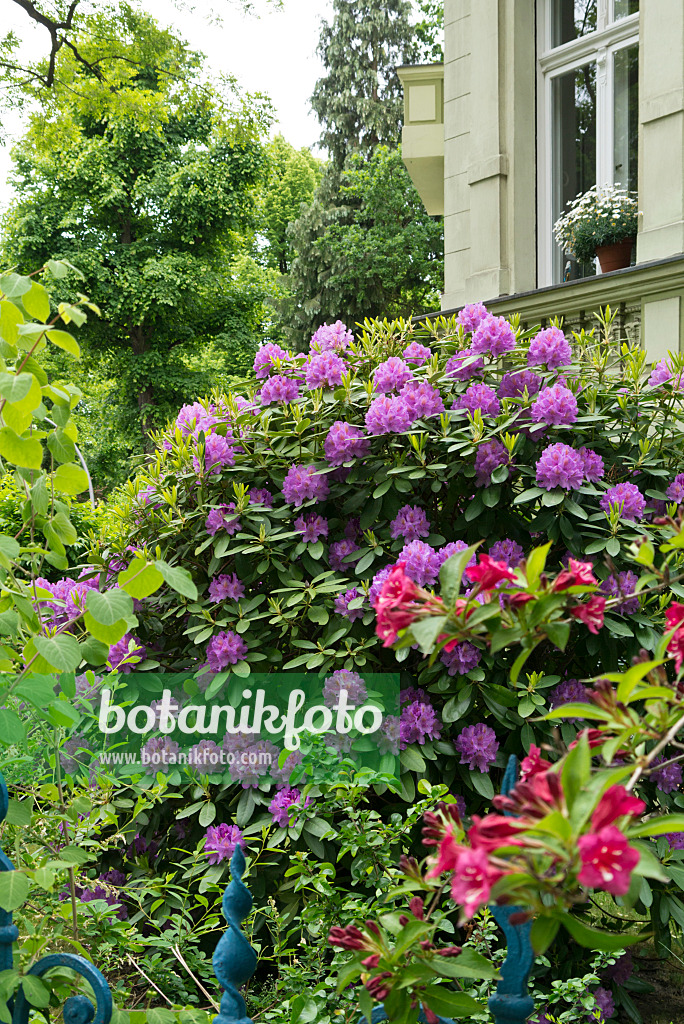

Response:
(552, 62), (597, 282)
(551, 0), (597, 47)
(613, 0), (639, 20)
(613, 44), (639, 192)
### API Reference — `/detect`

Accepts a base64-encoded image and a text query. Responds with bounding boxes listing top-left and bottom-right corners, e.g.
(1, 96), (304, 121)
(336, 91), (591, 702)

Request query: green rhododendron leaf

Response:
(155, 560), (198, 600)
(558, 912), (642, 950)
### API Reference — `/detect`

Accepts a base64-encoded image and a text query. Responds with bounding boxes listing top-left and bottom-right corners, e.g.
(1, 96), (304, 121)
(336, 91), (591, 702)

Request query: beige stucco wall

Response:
(442, 0), (536, 310)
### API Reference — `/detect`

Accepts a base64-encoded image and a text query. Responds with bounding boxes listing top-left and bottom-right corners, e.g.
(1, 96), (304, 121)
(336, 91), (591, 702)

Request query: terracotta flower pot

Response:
(595, 237), (635, 273)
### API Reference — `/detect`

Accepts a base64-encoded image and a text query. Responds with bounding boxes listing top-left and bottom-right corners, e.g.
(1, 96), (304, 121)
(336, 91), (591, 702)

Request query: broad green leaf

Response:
(541, 621), (570, 651)
(21, 975), (50, 1009)
(559, 912), (642, 950)
(155, 560), (198, 600)
(34, 635), (82, 673)
(46, 428), (76, 464)
(15, 675), (58, 708)
(530, 915), (561, 953)
(0, 273), (31, 300)
(46, 329), (80, 357)
(79, 636), (109, 665)
(410, 614), (447, 654)
(30, 475), (49, 515)
(0, 870), (29, 911)
(0, 427), (43, 469)
(561, 730), (590, 809)
(118, 558), (164, 599)
(0, 708), (25, 747)
(629, 814), (684, 838)
(0, 535), (20, 561)
(6, 797), (32, 827)
(198, 802), (216, 827)
(22, 282), (50, 322)
(86, 588), (134, 626)
(3, 403), (32, 434)
(49, 512), (78, 545)
(430, 947), (498, 980)
(0, 300), (23, 347)
(52, 462), (88, 495)
(421, 986), (483, 1018)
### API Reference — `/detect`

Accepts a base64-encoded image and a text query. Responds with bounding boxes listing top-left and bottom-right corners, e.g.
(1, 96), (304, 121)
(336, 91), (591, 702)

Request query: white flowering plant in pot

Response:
(553, 185), (638, 265)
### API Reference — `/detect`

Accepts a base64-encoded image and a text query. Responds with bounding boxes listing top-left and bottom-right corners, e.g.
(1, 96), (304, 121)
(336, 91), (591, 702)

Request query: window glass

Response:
(613, 44), (639, 192)
(552, 62), (597, 281)
(613, 0), (639, 20)
(551, 0), (597, 47)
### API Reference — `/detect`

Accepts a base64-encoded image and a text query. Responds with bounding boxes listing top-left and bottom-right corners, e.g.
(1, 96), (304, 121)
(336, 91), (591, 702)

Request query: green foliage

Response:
(260, 136), (323, 275)
(311, 0), (417, 171)
(286, 148), (443, 347)
(414, 0), (445, 63)
(1, 6), (273, 463)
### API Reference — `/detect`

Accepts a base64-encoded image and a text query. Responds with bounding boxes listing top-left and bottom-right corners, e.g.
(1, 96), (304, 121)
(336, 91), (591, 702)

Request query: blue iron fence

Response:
(0, 756), (534, 1024)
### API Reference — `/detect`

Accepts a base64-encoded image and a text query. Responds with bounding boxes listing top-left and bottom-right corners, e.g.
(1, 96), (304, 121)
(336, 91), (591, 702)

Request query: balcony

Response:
(396, 64), (444, 216)
(433, 255), (684, 362)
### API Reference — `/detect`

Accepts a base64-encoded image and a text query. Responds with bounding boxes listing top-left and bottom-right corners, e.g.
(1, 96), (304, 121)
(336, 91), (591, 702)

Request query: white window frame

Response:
(537, 1), (639, 285)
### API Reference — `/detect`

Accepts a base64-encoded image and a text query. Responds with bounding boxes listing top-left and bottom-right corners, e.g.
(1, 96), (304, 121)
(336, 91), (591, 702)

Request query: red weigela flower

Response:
(449, 847), (505, 918)
(570, 595), (606, 634)
(465, 554), (517, 590)
(577, 826), (640, 895)
(591, 785), (646, 831)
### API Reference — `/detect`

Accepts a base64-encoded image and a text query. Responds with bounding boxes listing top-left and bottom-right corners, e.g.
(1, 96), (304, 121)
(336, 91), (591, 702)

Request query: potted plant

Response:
(553, 184), (639, 273)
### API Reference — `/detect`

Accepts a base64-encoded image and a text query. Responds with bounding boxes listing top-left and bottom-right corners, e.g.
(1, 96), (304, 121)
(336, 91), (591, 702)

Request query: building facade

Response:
(398, 0), (684, 358)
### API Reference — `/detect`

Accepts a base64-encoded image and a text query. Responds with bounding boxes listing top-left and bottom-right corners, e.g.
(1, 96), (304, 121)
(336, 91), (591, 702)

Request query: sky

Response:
(0, 0), (333, 208)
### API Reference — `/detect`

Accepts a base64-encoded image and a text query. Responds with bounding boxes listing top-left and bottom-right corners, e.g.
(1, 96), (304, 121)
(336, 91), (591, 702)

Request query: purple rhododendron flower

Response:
(400, 380), (445, 420)
(531, 384), (578, 426)
(437, 540), (476, 569)
(260, 375), (300, 405)
(193, 433), (236, 475)
(140, 735), (180, 773)
(373, 357), (412, 394)
(204, 823), (246, 864)
(207, 630), (248, 670)
(489, 539), (524, 567)
(457, 302), (489, 333)
(209, 573), (245, 603)
(403, 341), (432, 365)
(334, 587), (364, 621)
(527, 327), (572, 369)
(269, 787), (311, 827)
(471, 314), (516, 357)
(305, 351), (347, 389)
(322, 669), (367, 708)
(651, 756), (682, 793)
(324, 420), (371, 465)
(592, 987), (615, 1021)
(310, 320), (353, 353)
(390, 504), (431, 542)
(282, 464), (330, 506)
(368, 565), (394, 606)
(108, 634), (145, 673)
(648, 359), (683, 388)
(254, 343), (290, 379)
(498, 369), (542, 399)
(475, 439), (509, 486)
(456, 383), (501, 418)
(666, 832), (684, 850)
(378, 714), (401, 755)
(400, 700), (442, 748)
(205, 503), (241, 536)
(401, 687), (429, 705)
(667, 472), (684, 504)
(188, 739), (223, 770)
(295, 513), (328, 543)
(535, 443), (585, 490)
(176, 401), (219, 437)
(445, 349), (484, 381)
(330, 538), (360, 572)
(550, 678), (589, 707)
(455, 723), (499, 772)
(365, 395), (412, 435)
(600, 482), (646, 522)
(399, 540), (441, 587)
(440, 642), (481, 676)
(600, 571), (639, 615)
(604, 952), (633, 986)
(249, 487), (273, 507)
(579, 446), (604, 483)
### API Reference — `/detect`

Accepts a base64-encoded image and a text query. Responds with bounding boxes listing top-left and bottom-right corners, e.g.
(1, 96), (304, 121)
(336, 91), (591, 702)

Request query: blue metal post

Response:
(212, 846), (257, 1024)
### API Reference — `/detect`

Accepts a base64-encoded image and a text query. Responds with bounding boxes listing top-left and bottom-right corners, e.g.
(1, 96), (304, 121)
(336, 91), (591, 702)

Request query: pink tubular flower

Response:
(365, 395), (412, 435)
(400, 380), (445, 420)
(465, 554), (517, 590)
(282, 464), (330, 506)
(403, 341), (432, 365)
(591, 786), (646, 831)
(374, 563), (422, 646)
(470, 314), (517, 358)
(527, 326), (572, 369)
(577, 826), (640, 895)
(373, 357), (412, 394)
(176, 401), (219, 437)
(450, 847), (505, 918)
(324, 420), (370, 465)
(665, 603), (684, 671)
(305, 351), (347, 389)
(552, 558), (597, 591)
(531, 384), (578, 426)
(570, 595), (606, 634)
(520, 745), (552, 779)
